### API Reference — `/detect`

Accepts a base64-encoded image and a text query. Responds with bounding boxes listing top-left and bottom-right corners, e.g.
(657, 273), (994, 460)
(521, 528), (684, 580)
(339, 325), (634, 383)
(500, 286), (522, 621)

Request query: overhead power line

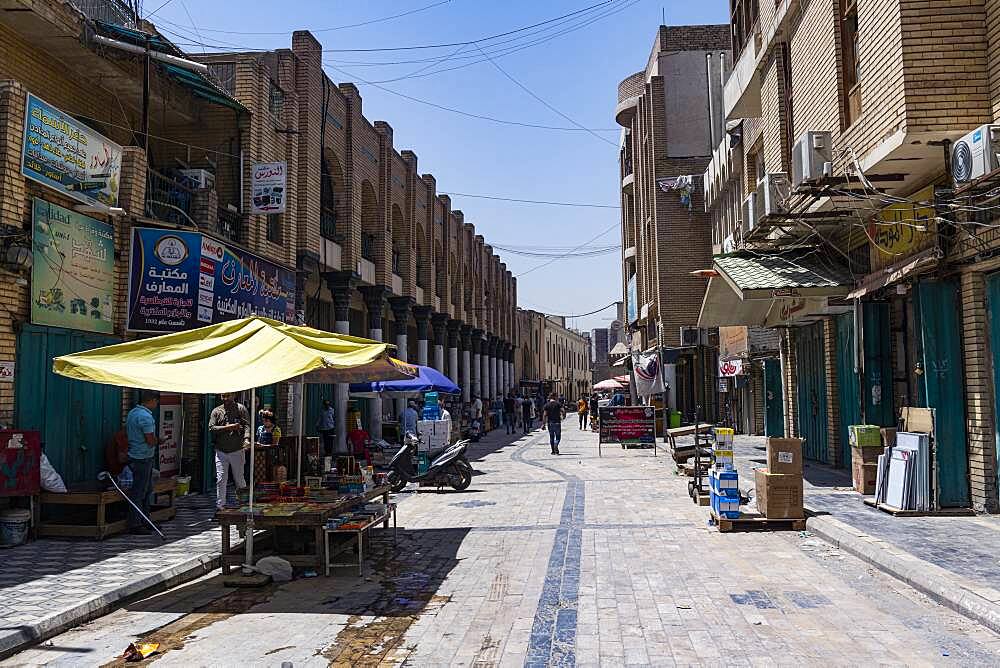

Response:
(441, 192), (620, 208)
(516, 222), (620, 277)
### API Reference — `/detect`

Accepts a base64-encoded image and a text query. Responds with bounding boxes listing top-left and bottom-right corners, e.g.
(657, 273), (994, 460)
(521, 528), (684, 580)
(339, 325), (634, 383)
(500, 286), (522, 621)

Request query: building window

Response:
(362, 233), (377, 261)
(268, 81), (284, 120)
(392, 246), (402, 274)
(208, 62), (236, 95)
(267, 214), (282, 244)
(730, 0), (759, 57)
(839, 0), (861, 127)
(321, 153), (337, 239)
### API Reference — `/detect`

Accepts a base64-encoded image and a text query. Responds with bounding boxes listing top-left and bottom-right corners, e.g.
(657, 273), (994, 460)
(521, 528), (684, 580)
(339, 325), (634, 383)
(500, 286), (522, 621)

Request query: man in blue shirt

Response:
(402, 400), (419, 437)
(125, 390), (161, 535)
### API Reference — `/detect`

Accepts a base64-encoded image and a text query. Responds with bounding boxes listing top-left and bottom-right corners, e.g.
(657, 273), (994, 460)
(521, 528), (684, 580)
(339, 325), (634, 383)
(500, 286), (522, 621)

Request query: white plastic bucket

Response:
(0, 509), (31, 546)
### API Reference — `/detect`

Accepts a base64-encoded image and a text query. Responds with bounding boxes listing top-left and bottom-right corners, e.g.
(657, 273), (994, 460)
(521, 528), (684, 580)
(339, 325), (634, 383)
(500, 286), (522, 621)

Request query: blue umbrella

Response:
(349, 364), (460, 396)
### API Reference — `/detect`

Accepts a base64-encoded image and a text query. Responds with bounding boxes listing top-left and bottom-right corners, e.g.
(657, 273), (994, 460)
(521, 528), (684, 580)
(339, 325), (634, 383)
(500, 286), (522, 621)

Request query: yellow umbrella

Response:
(52, 316), (413, 393)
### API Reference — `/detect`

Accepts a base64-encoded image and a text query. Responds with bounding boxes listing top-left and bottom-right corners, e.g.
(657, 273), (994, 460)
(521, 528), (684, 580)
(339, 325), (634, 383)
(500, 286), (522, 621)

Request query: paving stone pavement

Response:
(721, 435), (1000, 595)
(5, 421), (1000, 666)
(0, 494), (235, 657)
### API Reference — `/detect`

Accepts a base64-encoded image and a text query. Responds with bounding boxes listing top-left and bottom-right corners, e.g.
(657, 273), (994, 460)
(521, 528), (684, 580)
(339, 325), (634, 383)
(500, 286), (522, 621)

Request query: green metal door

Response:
(862, 302), (895, 427)
(984, 274), (1000, 509)
(836, 314), (860, 468)
(916, 279), (969, 507)
(15, 325), (122, 485)
(763, 358), (784, 437)
(796, 322), (829, 463)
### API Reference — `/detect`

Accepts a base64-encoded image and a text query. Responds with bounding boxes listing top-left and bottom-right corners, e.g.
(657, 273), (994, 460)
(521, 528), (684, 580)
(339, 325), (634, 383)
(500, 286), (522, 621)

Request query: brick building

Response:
(698, 0), (1000, 512)
(615, 25), (731, 421)
(515, 309), (591, 400)
(0, 0), (516, 495)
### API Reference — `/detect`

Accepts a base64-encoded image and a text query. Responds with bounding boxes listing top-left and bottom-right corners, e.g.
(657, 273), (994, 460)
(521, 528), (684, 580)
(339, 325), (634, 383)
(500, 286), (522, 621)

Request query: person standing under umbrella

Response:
(209, 393), (250, 510)
(316, 399), (336, 457)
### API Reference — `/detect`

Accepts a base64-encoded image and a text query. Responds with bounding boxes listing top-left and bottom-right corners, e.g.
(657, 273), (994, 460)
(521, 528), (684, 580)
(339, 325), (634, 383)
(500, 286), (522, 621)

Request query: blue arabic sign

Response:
(626, 274), (637, 324)
(127, 227), (296, 332)
(21, 93), (122, 208)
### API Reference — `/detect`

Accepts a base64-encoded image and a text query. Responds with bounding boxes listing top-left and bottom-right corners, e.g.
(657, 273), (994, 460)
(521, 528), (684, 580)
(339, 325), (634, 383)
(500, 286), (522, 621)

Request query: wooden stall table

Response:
(215, 484), (391, 575)
(665, 423), (715, 462)
(38, 478), (177, 540)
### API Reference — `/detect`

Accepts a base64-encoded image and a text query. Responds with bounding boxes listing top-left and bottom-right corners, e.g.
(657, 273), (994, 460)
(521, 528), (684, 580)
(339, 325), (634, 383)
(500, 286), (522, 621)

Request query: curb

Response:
(0, 551), (220, 660)
(805, 511), (1000, 635)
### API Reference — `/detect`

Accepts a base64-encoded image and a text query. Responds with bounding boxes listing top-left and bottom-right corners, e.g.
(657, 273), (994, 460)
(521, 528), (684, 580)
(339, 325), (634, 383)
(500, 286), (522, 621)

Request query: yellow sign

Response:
(867, 186), (937, 271)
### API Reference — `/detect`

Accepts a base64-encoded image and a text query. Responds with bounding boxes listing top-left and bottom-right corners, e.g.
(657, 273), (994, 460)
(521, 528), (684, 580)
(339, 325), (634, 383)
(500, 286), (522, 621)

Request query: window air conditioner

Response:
(951, 124), (1000, 185)
(791, 131), (833, 188)
(680, 326), (707, 347)
(179, 169), (216, 190)
(755, 173), (790, 221)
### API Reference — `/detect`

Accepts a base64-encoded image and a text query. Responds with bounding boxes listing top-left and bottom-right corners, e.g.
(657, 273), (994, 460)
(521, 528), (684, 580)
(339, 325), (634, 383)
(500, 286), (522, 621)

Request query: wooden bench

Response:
(38, 478), (177, 540)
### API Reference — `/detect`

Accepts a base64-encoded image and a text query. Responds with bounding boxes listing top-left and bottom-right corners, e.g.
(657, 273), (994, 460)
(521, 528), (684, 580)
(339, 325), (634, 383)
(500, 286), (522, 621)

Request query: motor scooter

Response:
(386, 434), (472, 492)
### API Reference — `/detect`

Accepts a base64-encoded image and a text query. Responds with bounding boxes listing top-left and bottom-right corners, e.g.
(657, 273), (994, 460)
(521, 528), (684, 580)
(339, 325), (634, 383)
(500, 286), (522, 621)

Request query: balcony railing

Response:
(70, 0), (137, 28)
(217, 206), (242, 243)
(146, 168), (195, 227)
(321, 209), (337, 240)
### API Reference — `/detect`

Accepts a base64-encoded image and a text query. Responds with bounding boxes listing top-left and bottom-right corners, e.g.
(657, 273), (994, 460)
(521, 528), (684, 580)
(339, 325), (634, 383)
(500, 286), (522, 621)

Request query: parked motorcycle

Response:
(386, 434), (472, 492)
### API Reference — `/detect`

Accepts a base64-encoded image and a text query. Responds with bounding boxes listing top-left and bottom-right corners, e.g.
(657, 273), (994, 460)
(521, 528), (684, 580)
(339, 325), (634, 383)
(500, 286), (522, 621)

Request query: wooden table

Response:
(665, 423), (715, 461)
(38, 478), (177, 540)
(216, 485), (391, 575)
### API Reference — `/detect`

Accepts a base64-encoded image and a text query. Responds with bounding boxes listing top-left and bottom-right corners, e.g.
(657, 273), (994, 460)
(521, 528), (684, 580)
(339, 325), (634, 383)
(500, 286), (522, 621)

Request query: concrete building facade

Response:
(516, 309), (591, 400)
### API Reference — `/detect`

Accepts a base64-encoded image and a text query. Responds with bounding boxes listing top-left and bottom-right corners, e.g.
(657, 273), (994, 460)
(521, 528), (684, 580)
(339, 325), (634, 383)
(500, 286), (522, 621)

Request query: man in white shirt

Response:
(471, 395), (483, 421)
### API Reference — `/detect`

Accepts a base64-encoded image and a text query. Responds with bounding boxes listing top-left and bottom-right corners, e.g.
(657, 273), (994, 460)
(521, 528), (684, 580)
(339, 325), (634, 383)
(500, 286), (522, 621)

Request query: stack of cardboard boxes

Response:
(848, 425), (883, 495)
(754, 438), (804, 519)
(709, 428), (740, 519)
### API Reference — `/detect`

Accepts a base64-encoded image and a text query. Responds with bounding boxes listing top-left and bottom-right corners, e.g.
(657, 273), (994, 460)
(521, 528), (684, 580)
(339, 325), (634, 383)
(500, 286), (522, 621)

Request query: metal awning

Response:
(699, 250), (854, 328)
(847, 247), (941, 299)
(715, 250), (854, 300)
(95, 21), (247, 113)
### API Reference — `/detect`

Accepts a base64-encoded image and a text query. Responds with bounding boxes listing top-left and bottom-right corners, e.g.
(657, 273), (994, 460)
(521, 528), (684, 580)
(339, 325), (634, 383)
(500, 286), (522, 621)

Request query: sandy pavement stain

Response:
(99, 584), (277, 667)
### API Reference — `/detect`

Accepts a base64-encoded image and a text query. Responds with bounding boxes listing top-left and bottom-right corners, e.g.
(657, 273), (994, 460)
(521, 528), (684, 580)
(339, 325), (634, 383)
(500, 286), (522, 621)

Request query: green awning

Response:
(95, 21), (247, 113)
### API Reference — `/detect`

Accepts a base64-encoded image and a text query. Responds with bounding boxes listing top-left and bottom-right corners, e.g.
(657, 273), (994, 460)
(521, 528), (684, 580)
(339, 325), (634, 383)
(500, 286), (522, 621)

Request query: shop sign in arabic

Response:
(598, 406), (656, 444)
(31, 198), (115, 334)
(251, 161), (286, 214)
(21, 93), (122, 208)
(868, 185), (937, 272)
(719, 358), (744, 377)
(127, 227), (296, 332)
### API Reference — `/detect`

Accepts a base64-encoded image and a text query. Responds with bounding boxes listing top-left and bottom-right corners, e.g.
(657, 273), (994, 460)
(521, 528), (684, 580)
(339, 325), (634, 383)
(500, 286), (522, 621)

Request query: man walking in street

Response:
(542, 393), (564, 455)
(503, 392), (517, 435)
(125, 390), (162, 535)
(402, 400), (419, 437)
(577, 396), (589, 430)
(210, 392), (250, 509)
(471, 394), (483, 438)
(521, 393), (533, 434)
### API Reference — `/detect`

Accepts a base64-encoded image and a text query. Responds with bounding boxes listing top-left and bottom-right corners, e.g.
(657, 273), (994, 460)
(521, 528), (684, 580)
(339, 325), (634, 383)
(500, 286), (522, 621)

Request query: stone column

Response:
(389, 296), (413, 421)
(361, 286), (388, 440)
(460, 325), (473, 404)
(447, 319), (461, 386)
(325, 271), (357, 453)
(413, 305), (432, 367)
(491, 337), (500, 399)
(432, 313), (448, 373)
(480, 334), (491, 400)
(506, 344), (514, 394)
(471, 329), (483, 400)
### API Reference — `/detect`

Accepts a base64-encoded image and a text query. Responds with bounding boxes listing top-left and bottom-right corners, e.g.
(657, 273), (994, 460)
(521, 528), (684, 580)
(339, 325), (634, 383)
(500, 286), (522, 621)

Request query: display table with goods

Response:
(39, 477), (177, 540)
(216, 478), (392, 576)
(324, 500), (397, 576)
(707, 433), (806, 533)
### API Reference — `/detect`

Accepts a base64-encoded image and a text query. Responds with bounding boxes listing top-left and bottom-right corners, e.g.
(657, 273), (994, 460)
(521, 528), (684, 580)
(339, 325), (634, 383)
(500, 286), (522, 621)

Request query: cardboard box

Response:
(852, 459), (878, 495)
(766, 438), (803, 476)
(848, 425), (882, 448)
(754, 468), (803, 519)
(851, 445), (881, 465)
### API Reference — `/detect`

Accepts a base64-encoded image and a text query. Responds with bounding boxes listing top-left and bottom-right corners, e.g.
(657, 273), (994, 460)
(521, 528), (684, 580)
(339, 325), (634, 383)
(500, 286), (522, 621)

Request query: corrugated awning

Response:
(847, 247), (940, 299)
(95, 21), (247, 113)
(715, 250), (853, 300)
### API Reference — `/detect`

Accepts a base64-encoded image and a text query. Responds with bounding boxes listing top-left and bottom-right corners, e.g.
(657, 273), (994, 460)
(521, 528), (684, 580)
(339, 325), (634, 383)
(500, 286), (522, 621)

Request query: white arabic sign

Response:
(251, 161), (286, 214)
(0, 361), (13, 382)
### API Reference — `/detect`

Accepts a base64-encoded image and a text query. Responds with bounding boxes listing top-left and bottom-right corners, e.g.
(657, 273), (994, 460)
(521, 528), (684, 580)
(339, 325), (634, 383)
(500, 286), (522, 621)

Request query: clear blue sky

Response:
(147, 0), (728, 332)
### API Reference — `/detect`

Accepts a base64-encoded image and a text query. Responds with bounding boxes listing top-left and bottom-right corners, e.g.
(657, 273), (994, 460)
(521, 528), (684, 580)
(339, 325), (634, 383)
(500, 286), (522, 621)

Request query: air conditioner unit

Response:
(679, 326), (708, 347)
(743, 191), (758, 232)
(791, 131), (833, 188)
(952, 124), (1000, 185)
(755, 173), (790, 221)
(179, 168), (216, 190)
